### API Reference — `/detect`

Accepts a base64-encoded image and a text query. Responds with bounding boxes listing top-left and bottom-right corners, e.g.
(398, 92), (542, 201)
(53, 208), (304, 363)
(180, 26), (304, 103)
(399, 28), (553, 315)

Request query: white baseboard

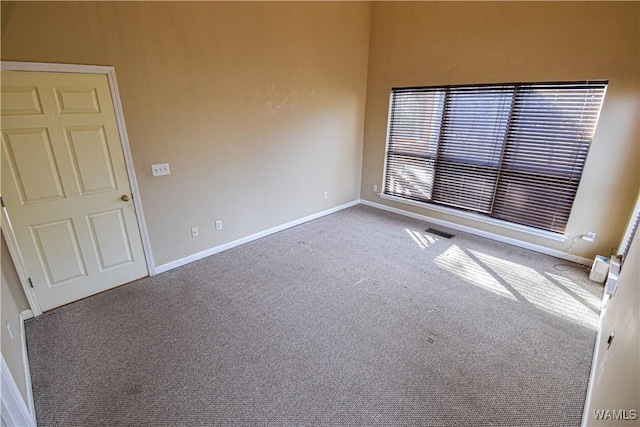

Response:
(154, 200), (360, 274)
(154, 197), (591, 275)
(1, 354), (36, 427)
(19, 310), (36, 422)
(19, 310), (34, 321)
(581, 293), (609, 426)
(360, 199), (593, 266)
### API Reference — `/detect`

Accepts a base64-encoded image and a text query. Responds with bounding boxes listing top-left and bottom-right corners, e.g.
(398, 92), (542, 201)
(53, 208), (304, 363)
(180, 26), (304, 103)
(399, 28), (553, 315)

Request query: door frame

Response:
(1, 61), (155, 316)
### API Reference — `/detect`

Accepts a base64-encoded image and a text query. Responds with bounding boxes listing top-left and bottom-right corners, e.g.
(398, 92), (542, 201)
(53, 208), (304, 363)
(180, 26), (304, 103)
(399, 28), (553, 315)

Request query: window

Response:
(384, 81), (607, 234)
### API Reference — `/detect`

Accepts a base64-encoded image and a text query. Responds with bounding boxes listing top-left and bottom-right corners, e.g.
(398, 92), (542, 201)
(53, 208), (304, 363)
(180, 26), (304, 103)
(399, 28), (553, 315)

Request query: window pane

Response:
(433, 86), (513, 212)
(384, 155), (435, 201)
(493, 171), (580, 233)
(493, 83), (607, 231)
(439, 86), (513, 167)
(384, 89), (444, 200)
(432, 163), (498, 213)
(502, 85), (603, 178)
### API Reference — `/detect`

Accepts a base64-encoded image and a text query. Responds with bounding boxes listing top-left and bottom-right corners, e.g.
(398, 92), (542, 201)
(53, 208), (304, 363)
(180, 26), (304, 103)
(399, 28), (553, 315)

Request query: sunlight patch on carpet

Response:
(435, 244), (517, 300)
(469, 250), (600, 329)
(405, 228), (439, 249)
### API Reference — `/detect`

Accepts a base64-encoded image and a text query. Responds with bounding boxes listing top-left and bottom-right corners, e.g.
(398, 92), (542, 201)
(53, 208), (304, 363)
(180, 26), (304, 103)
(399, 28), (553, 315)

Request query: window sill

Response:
(379, 193), (569, 242)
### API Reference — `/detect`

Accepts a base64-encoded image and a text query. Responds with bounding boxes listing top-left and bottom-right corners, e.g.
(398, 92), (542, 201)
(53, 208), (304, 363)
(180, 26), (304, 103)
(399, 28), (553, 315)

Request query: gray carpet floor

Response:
(25, 205), (603, 426)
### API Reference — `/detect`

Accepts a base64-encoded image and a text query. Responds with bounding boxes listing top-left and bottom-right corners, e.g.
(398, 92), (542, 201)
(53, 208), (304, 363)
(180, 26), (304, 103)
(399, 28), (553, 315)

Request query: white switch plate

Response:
(191, 227), (199, 238)
(323, 191), (328, 199)
(373, 184), (378, 193)
(215, 220), (222, 230)
(151, 163), (170, 177)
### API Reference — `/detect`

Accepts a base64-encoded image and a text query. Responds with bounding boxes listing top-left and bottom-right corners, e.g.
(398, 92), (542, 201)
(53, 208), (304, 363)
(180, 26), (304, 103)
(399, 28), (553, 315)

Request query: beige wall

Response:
(1, 1), (371, 266)
(583, 230), (639, 425)
(1, 232), (31, 405)
(2, 2), (636, 268)
(362, 2), (640, 259)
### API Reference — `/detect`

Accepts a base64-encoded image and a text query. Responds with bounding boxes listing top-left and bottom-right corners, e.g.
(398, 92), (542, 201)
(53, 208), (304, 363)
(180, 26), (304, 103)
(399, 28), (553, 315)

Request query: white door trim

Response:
(1, 206), (42, 315)
(1, 61), (156, 316)
(1, 353), (36, 427)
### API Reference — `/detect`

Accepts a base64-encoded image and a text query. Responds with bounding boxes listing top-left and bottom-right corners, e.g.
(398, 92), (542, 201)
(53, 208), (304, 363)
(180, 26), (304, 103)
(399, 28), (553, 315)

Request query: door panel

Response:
(30, 219), (87, 285)
(65, 126), (117, 195)
(54, 87), (101, 114)
(0, 86), (43, 115)
(86, 209), (133, 270)
(3, 128), (65, 204)
(1, 70), (148, 311)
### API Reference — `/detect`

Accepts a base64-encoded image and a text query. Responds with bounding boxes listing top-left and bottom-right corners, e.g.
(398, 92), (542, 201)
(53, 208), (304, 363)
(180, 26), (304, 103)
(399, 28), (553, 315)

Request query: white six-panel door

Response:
(1, 70), (148, 311)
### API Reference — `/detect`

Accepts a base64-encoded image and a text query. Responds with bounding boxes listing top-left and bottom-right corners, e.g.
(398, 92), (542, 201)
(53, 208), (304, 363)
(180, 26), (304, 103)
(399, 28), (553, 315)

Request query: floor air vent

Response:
(425, 228), (455, 239)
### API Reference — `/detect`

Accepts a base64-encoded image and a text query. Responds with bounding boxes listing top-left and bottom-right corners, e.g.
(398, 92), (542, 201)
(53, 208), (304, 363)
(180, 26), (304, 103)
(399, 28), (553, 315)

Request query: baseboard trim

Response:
(580, 293), (609, 426)
(360, 199), (593, 266)
(1, 353), (36, 427)
(154, 197), (591, 275)
(19, 310), (36, 422)
(154, 200), (360, 275)
(20, 309), (34, 321)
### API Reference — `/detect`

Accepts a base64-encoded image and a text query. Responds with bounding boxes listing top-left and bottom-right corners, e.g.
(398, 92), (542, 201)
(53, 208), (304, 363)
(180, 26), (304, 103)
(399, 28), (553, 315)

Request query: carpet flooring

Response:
(25, 205), (603, 426)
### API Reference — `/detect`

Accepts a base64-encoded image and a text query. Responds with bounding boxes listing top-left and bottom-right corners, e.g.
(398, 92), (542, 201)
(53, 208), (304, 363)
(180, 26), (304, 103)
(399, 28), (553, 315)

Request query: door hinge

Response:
(28, 277), (34, 288)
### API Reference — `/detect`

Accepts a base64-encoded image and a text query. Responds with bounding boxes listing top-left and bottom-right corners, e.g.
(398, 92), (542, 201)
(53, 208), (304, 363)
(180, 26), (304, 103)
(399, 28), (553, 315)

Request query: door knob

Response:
(121, 194), (130, 202)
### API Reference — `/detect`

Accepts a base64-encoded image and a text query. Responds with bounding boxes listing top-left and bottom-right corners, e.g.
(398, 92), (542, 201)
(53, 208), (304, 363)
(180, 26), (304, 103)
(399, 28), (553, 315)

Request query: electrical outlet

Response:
(323, 191), (328, 200)
(191, 227), (199, 238)
(215, 220), (222, 230)
(373, 184), (378, 193)
(582, 232), (596, 242)
(151, 163), (171, 177)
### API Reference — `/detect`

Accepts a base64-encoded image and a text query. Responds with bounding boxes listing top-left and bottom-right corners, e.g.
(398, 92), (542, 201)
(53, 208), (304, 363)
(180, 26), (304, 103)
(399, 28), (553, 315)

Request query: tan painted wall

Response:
(1, 2), (637, 267)
(1, 1), (371, 266)
(1, 232), (31, 404)
(362, 2), (640, 259)
(583, 230), (639, 425)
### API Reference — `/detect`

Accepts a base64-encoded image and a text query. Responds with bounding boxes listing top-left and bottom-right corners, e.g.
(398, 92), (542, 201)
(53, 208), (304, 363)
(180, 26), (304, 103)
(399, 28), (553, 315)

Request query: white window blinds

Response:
(384, 81), (607, 234)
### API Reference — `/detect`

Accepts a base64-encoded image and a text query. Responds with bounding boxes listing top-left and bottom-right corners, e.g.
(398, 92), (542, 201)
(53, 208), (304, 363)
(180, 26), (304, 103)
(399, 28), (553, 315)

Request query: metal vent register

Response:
(425, 228), (455, 239)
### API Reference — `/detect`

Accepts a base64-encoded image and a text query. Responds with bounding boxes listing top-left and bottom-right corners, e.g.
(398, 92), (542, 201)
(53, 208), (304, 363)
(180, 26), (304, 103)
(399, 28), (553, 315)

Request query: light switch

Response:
(151, 163), (170, 177)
